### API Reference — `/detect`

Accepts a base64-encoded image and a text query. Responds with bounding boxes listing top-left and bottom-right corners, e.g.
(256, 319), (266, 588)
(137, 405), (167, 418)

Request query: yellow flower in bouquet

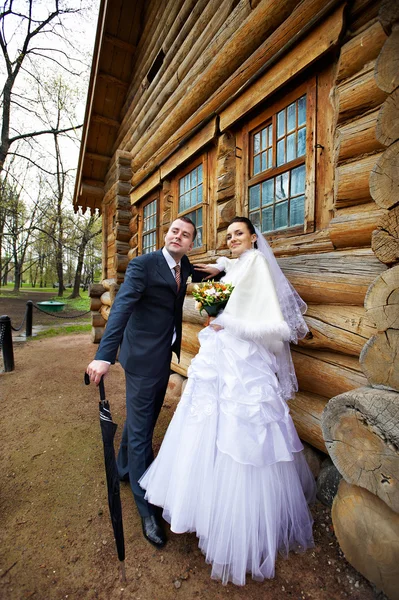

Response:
(192, 281), (234, 317)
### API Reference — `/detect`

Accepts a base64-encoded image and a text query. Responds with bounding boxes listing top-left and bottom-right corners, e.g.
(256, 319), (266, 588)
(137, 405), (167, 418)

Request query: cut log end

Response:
(365, 265), (399, 330)
(360, 329), (399, 391)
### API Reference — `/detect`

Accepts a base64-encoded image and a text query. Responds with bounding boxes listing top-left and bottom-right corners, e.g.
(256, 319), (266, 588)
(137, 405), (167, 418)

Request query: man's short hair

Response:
(176, 216), (197, 241)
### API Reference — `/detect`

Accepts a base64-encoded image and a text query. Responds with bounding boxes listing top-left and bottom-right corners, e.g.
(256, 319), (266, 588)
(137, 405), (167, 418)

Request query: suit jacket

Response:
(95, 249), (192, 376)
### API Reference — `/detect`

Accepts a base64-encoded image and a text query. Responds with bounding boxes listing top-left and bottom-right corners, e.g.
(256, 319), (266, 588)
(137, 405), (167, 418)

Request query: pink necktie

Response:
(174, 264), (181, 293)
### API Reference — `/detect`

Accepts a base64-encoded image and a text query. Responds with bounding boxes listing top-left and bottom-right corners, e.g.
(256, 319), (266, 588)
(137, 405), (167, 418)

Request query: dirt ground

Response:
(0, 304), (384, 599)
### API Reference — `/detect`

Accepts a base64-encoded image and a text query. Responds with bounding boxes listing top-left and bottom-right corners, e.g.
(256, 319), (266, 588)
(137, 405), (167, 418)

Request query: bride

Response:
(140, 216), (316, 585)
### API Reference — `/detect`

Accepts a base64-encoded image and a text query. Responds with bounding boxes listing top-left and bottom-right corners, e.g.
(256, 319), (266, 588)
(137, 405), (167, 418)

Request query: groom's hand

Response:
(86, 360), (110, 386)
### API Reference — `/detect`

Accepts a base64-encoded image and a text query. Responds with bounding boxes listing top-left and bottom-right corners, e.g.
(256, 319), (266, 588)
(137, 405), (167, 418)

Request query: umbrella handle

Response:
(84, 372), (106, 403)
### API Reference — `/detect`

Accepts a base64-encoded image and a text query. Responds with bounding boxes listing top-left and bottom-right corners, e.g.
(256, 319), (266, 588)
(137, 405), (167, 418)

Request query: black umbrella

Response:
(84, 373), (126, 581)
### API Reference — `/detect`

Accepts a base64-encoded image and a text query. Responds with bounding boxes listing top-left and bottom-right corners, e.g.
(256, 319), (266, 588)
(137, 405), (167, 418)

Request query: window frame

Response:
(138, 193), (159, 255)
(243, 77), (316, 238)
(173, 154), (208, 256)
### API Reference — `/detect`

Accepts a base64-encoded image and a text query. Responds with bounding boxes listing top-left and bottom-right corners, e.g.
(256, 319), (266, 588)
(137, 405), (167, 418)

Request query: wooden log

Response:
(112, 240), (130, 255)
(375, 26), (399, 93)
(114, 195), (131, 211)
(370, 141), (399, 209)
(116, 273), (125, 286)
(115, 223), (131, 242)
(287, 391), (328, 453)
(100, 291), (111, 307)
(278, 249), (386, 305)
(372, 206), (399, 264)
(322, 386), (399, 512)
(114, 253), (129, 273)
(335, 110), (385, 162)
(102, 278), (116, 291)
(129, 0), (303, 175)
(337, 63), (387, 123)
(109, 283), (120, 303)
(360, 329), (399, 391)
(376, 88), (399, 146)
(90, 326), (104, 344)
(183, 294), (208, 326)
(292, 348), (368, 398)
(127, 248), (137, 262)
(336, 20), (387, 83)
(332, 480), (399, 600)
(90, 297), (102, 311)
(91, 311), (106, 328)
(115, 209), (132, 224)
(181, 322), (202, 355)
(100, 304), (110, 322)
(335, 153), (383, 208)
(365, 265), (399, 331)
(329, 203), (386, 248)
(300, 304), (376, 356)
(88, 283), (105, 298)
(270, 229), (334, 257)
(379, 0), (399, 35)
(171, 348), (193, 377)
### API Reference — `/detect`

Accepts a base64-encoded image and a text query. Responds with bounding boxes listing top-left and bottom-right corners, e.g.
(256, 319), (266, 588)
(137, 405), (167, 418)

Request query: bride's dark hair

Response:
(228, 217), (258, 248)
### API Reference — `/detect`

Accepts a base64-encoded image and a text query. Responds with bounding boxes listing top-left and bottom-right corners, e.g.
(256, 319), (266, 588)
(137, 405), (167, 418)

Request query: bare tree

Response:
(0, 0), (85, 173)
(68, 212), (101, 298)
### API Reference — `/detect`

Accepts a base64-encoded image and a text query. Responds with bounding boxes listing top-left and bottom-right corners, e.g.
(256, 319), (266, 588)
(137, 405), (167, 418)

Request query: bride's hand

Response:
(193, 264), (221, 280)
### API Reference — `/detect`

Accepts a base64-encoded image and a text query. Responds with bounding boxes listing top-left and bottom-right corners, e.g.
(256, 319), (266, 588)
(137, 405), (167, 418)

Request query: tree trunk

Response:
(70, 240), (85, 299)
(322, 386), (399, 512)
(332, 480), (399, 600)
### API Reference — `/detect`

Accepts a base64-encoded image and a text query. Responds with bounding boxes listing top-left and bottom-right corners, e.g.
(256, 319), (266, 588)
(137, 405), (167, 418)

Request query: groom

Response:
(86, 217), (198, 548)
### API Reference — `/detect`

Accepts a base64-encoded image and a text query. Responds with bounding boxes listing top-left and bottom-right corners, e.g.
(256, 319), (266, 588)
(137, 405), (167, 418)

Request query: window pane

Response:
(268, 124), (273, 146)
(197, 183), (203, 203)
(250, 210), (261, 230)
(287, 133), (296, 162)
(287, 102), (296, 132)
(275, 171), (289, 200)
(198, 164), (203, 184)
(197, 206), (203, 227)
(249, 184), (261, 210)
(275, 201), (288, 229)
(277, 109), (285, 138)
(261, 152), (267, 172)
(254, 132), (261, 154)
(196, 227), (202, 247)
(179, 178), (184, 195)
(262, 179), (274, 206)
(290, 195), (305, 226)
(261, 128), (267, 150)
(297, 126), (306, 156)
(268, 148), (273, 169)
(262, 207), (273, 233)
(190, 188), (197, 207)
(191, 168), (197, 188)
(277, 139), (285, 166)
(291, 165), (306, 195)
(298, 95), (306, 126)
(253, 154), (261, 175)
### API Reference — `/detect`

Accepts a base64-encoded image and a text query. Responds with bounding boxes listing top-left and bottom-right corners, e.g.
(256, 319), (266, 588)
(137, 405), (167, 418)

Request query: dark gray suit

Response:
(95, 249), (192, 516)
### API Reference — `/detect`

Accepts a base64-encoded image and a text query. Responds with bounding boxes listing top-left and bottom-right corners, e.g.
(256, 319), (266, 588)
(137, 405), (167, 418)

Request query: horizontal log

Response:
(88, 283), (106, 298)
(332, 480), (399, 600)
(292, 347), (368, 398)
(100, 304), (110, 322)
(375, 26), (399, 93)
(115, 209), (132, 224)
(299, 304), (376, 356)
(101, 278), (116, 290)
(279, 249), (386, 305)
(336, 62), (387, 123)
(335, 109), (385, 162)
(115, 224), (131, 243)
(92, 311), (106, 328)
(329, 202), (386, 248)
(335, 153), (383, 208)
(287, 391), (328, 453)
(371, 205), (399, 264)
(370, 140), (399, 209)
(270, 228), (334, 257)
(89, 297), (102, 311)
(181, 322), (202, 355)
(116, 273), (125, 286)
(365, 265), (399, 331)
(322, 386), (399, 512)
(81, 183), (104, 199)
(90, 326), (104, 344)
(379, 0), (399, 35)
(183, 294), (208, 326)
(360, 329), (399, 391)
(376, 88), (399, 146)
(336, 20), (387, 83)
(171, 348), (193, 377)
(100, 291), (111, 307)
(114, 253), (129, 273)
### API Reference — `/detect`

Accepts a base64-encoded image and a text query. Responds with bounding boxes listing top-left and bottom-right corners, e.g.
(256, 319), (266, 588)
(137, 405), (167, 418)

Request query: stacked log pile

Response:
(321, 5), (399, 597)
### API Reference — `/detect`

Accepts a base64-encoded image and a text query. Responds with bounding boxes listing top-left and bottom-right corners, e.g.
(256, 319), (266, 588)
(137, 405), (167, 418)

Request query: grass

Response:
(32, 323), (92, 340)
(0, 286), (90, 311)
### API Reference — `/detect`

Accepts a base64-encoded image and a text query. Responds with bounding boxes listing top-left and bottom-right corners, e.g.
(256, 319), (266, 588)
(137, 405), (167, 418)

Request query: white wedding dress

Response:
(140, 249), (316, 585)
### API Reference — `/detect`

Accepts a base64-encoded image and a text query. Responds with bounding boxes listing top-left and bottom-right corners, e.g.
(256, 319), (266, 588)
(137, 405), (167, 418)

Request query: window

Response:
(177, 160), (205, 250)
(246, 80), (315, 235)
(141, 197), (158, 254)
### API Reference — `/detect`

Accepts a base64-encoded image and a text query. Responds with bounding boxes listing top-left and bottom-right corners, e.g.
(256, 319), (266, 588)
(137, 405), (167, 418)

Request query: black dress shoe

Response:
(141, 515), (167, 548)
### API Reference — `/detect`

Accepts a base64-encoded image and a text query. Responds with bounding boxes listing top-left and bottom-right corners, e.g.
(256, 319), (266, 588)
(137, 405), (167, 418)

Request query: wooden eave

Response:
(73, 0), (145, 214)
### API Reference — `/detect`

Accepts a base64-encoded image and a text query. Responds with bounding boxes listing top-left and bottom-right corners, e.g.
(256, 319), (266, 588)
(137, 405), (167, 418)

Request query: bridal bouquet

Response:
(192, 281), (234, 317)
